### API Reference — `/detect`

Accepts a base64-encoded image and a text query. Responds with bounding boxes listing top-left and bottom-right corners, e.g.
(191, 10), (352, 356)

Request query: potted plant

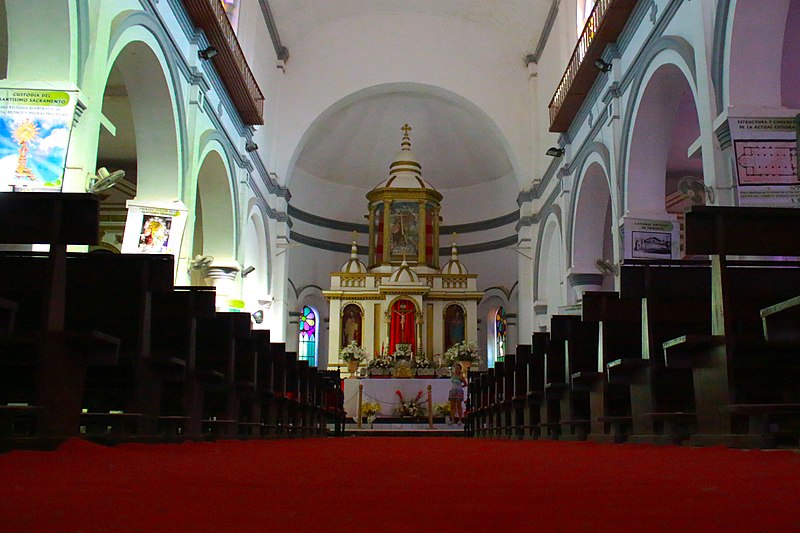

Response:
(367, 356), (393, 378)
(414, 357), (436, 378)
(443, 341), (480, 374)
(394, 390), (426, 419)
(340, 341), (367, 377)
(361, 401), (382, 428)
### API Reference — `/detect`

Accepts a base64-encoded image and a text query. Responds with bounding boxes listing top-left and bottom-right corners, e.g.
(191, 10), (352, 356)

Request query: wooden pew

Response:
(619, 261), (710, 444)
(196, 312), (252, 439)
(546, 315), (597, 441)
(665, 207), (800, 448)
(510, 347), (530, 439)
(63, 253), (174, 443)
(523, 333), (547, 439)
(0, 193), (120, 450)
(150, 287), (217, 441)
(578, 291), (637, 443)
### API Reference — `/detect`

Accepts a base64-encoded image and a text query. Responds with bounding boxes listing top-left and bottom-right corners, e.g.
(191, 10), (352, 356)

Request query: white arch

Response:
(624, 54), (700, 215)
(242, 203), (270, 324)
(194, 142), (236, 260)
(104, 26), (183, 200)
(571, 161), (614, 274)
(537, 213), (565, 326)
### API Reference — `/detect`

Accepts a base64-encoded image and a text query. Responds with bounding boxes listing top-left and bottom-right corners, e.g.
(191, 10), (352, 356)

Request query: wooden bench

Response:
(671, 207), (800, 447)
(580, 291), (640, 443)
(617, 262), (711, 444)
(0, 193), (122, 449)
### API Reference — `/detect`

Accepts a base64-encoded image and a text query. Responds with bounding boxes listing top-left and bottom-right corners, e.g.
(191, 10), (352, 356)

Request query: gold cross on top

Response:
(401, 123), (412, 136)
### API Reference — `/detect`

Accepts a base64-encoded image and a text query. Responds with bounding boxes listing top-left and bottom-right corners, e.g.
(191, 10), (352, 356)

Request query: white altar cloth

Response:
(343, 378), (457, 419)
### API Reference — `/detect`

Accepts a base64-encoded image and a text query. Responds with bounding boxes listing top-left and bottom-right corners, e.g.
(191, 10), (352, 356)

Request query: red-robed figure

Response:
(389, 299), (416, 355)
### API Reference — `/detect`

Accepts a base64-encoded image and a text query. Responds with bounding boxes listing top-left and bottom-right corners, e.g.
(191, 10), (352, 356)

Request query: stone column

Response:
(566, 271), (604, 302)
(203, 258), (241, 311)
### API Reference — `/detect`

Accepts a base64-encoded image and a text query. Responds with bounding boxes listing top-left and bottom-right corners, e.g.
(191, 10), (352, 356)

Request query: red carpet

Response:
(2, 438), (800, 532)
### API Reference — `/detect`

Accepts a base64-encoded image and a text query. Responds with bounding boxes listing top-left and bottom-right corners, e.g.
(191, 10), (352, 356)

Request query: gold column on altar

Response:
(417, 200), (425, 264)
(382, 201), (391, 265)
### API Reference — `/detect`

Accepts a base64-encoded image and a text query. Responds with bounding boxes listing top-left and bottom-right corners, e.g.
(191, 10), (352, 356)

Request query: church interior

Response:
(2, 0), (800, 530)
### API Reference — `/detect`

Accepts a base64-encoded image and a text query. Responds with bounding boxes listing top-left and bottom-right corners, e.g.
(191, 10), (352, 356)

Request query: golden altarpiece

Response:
(324, 125), (483, 369)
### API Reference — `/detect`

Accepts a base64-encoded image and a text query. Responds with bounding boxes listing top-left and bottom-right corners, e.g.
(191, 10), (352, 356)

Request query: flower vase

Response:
(347, 359), (359, 378)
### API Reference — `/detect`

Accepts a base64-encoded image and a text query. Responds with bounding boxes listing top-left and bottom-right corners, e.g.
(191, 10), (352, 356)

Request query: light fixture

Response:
(241, 265), (255, 277)
(252, 310), (264, 324)
(245, 141), (258, 153)
(546, 147), (565, 157)
(594, 58), (612, 72)
(198, 46), (218, 60)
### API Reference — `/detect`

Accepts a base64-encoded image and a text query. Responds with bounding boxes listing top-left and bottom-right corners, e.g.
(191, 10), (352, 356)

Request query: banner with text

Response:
(0, 89), (77, 192)
(121, 200), (189, 259)
(623, 217), (678, 260)
(729, 116), (799, 207)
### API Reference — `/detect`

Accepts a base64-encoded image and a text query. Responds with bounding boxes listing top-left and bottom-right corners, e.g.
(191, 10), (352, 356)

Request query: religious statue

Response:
(341, 304), (362, 348)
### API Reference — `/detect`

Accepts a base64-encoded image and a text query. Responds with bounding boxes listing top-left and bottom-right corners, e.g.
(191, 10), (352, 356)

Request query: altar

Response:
(343, 378), (456, 420)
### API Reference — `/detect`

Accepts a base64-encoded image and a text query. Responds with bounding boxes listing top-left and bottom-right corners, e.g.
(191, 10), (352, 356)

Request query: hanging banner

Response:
(121, 200), (189, 258)
(623, 217), (678, 260)
(0, 89), (78, 192)
(728, 117), (799, 207)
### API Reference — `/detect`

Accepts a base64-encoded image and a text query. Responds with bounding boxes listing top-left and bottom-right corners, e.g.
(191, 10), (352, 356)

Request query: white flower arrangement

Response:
(392, 346), (413, 359)
(339, 341), (368, 362)
(367, 356), (394, 369)
(414, 358), (435, 369)
(443, 341), (480, 366)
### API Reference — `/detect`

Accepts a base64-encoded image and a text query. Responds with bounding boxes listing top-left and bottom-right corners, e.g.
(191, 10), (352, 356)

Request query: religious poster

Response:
(389, 202), (419, 259)
(341, 304), (363, 348)
(121, 200), (188, 258)
(444, 304), (465, 349)
(0, 89), (78, 192)
(728, 117), (799, 207)
(623, 217), (678, 259)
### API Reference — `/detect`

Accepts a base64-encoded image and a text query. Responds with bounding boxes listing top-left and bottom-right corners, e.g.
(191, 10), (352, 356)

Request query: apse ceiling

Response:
(268, 0), (556, 55)
(293, 91), (514, 190)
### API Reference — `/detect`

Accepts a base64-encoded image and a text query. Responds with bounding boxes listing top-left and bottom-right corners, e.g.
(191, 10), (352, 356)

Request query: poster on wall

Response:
(728, 117), (799, 207)
(0, 89), (78, 192)
(623, 218), (678, 260)
(121, 200), (189, 258)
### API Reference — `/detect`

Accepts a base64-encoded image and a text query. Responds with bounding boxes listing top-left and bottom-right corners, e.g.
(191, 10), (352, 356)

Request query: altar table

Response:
(343, 378), (458, 419)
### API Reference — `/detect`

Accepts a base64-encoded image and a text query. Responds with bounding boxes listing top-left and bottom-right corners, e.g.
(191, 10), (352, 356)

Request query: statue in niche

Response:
(341, 304), (362, 348)
(444, 305), (465, 349)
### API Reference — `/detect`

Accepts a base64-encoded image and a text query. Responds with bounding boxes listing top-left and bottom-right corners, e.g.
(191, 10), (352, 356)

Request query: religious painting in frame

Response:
(389, 201), (419, 259)
(444, 304), (465, 350)
(341, 303), (363, 349)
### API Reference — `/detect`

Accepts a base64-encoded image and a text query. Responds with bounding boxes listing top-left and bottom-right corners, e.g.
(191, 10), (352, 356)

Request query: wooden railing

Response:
(183, 0), (265, 125)
(548, 0), (638, 133)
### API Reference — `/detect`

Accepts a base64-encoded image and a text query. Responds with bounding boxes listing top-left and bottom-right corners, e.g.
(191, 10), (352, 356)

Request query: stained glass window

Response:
(495, 307), (507, 363)
(299, 305), (317, 366)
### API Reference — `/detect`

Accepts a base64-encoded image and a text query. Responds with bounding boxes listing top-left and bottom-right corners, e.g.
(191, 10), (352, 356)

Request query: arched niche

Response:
(626, 62), (703, 221)
(571, 161), (615, 296)
(105, 32), (181, 201)
(193, 147), (236, 261)
(536, 213), (565, 328)
(241, 204), (270, 324)
(727, 0), (799, 109)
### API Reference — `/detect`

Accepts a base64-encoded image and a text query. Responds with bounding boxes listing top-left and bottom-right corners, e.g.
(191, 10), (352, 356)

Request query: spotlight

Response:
(245, 141), (258, 153)
(252, 310), (264, 324)
(594, 58), (612, 72)
(198, 46), (218, 60)
(241, 265), (255, 277)
(546, 147), (565, 157)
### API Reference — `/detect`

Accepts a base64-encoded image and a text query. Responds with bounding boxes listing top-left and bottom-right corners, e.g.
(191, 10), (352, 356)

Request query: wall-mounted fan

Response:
(189, 254), (214, 270)
(595, 258), (618, 275)
(86, 167), (125, 193)
(677, 175), (714, 205)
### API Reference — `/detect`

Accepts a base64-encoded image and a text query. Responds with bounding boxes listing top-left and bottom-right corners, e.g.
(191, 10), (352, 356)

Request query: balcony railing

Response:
(548, 0), (638, 133)
(183, 0), (265, 125)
